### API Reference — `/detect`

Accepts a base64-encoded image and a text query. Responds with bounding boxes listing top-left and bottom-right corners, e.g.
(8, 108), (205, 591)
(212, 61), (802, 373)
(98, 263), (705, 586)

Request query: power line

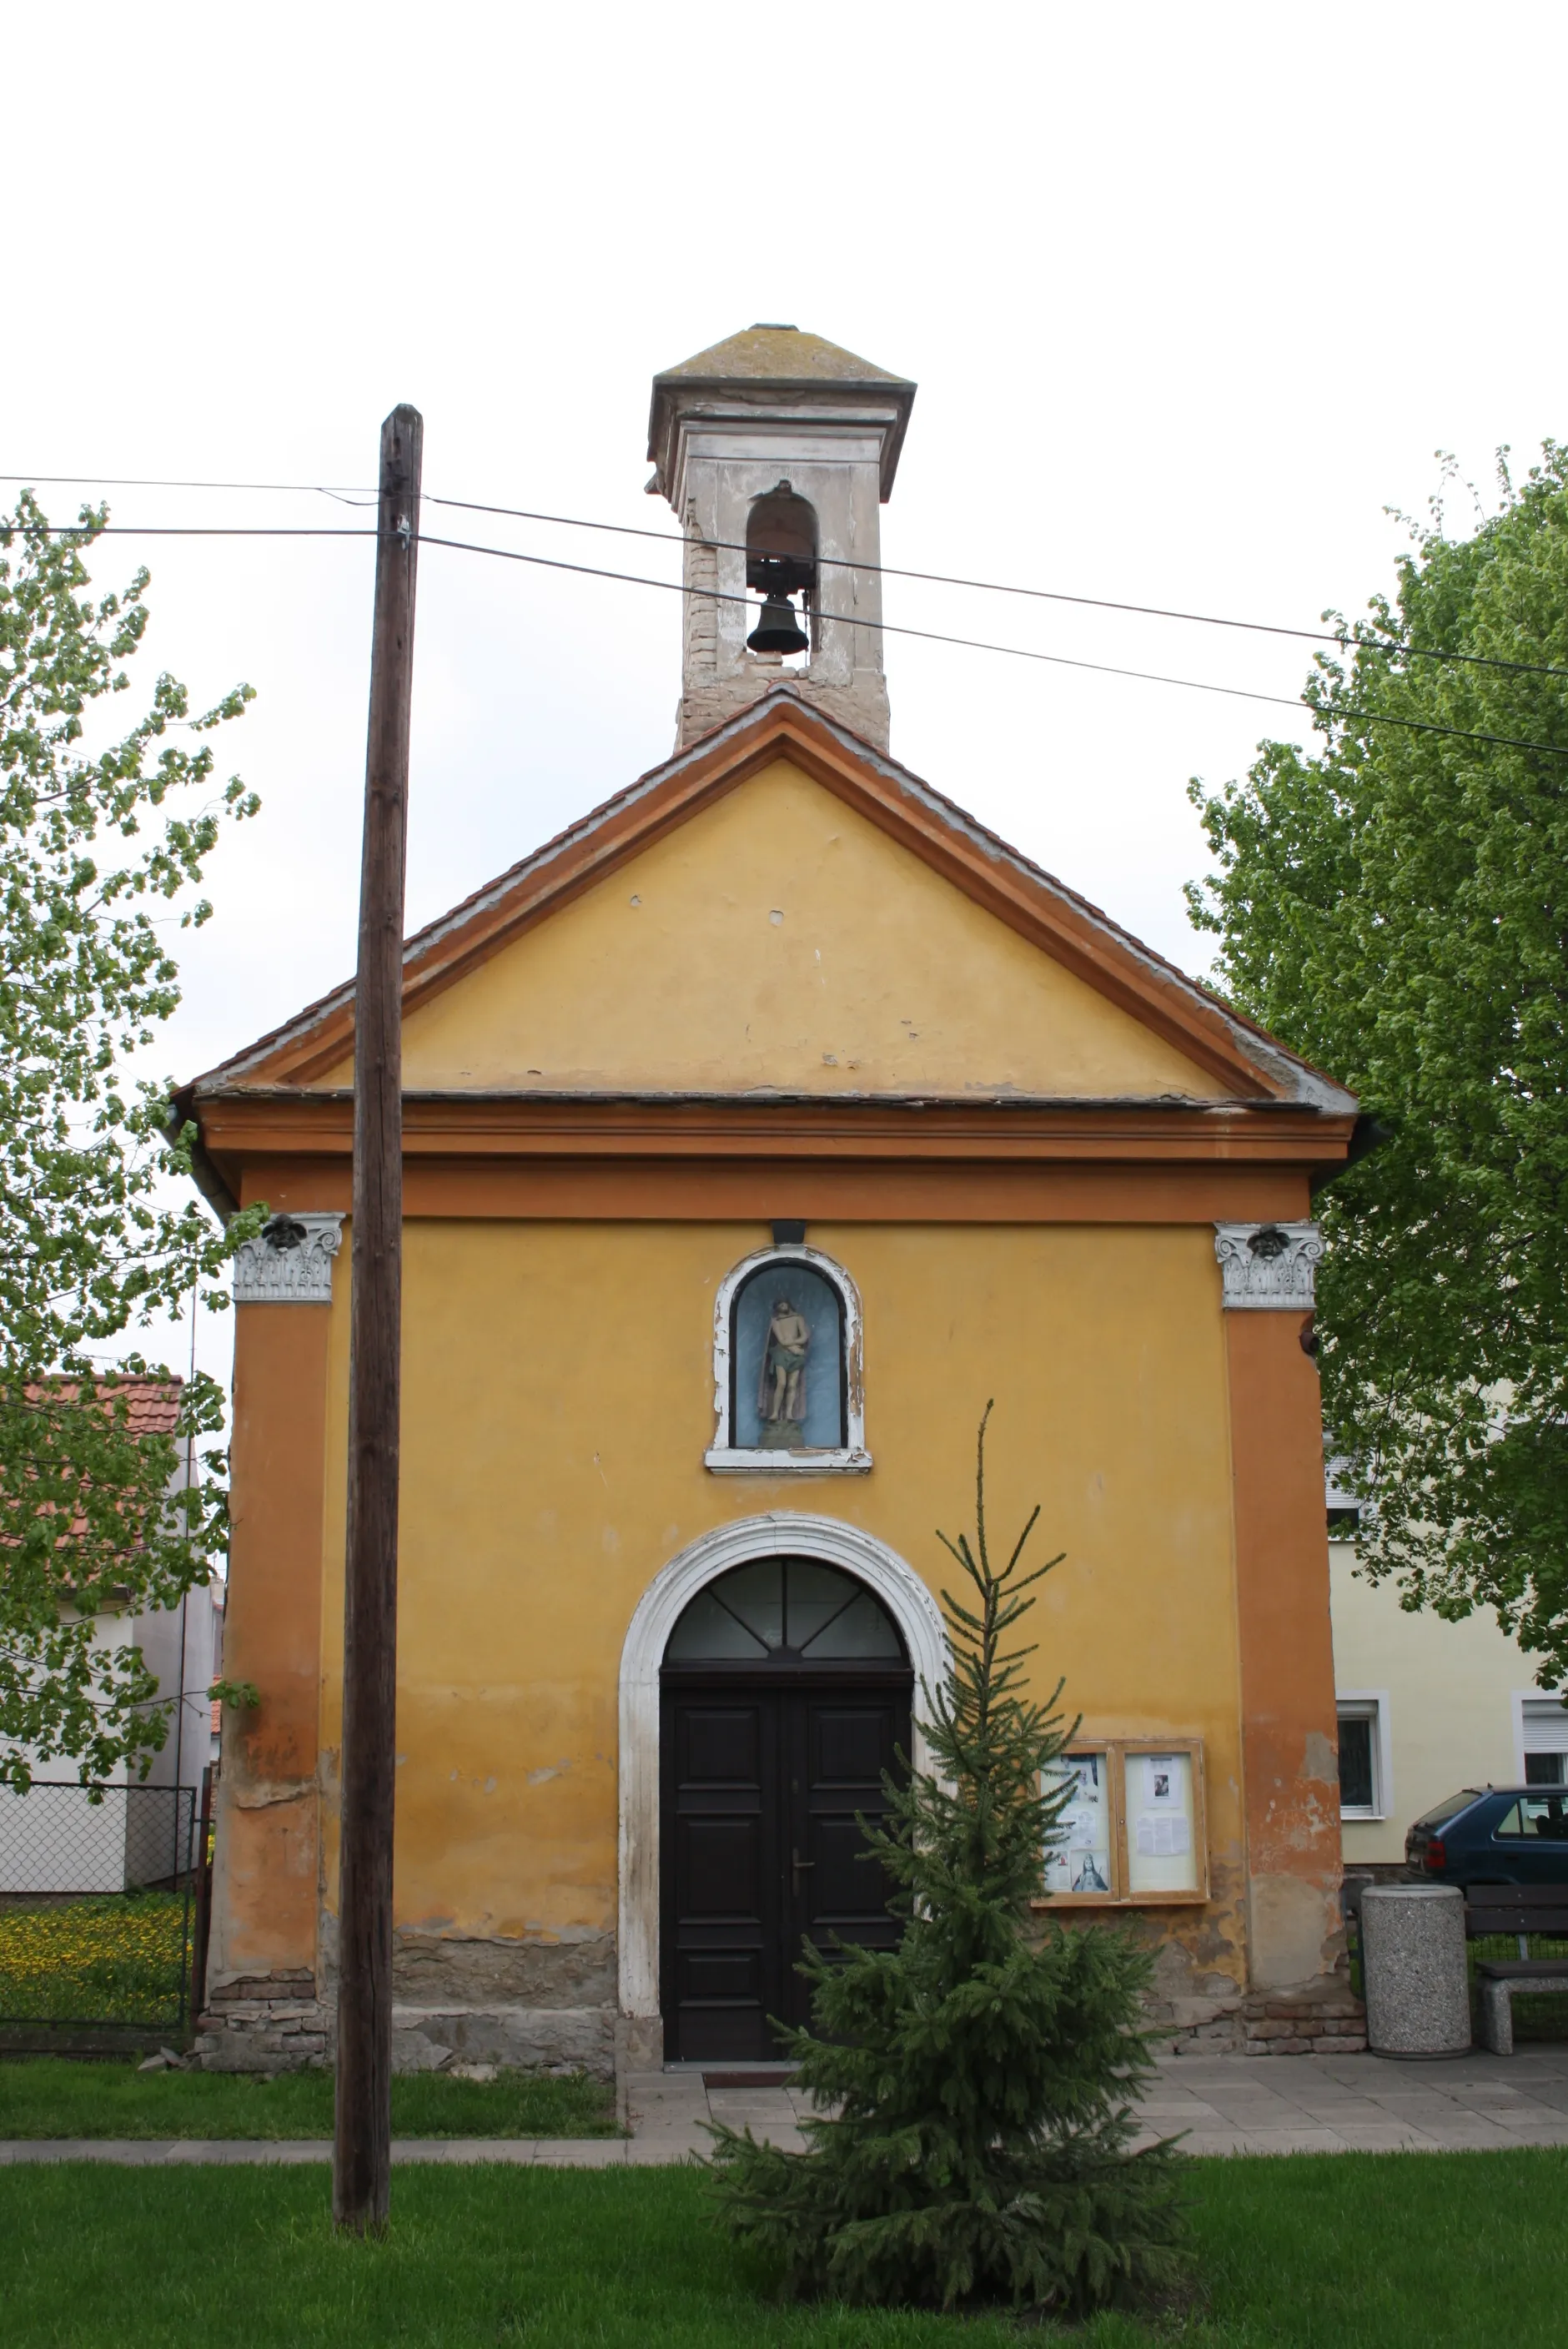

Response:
(6, 516), (1567, 760)
(426, 494), (1568, 687)
(6, 466), (1561, 684)
(0, 470), (375, 503)
(418, 532), (1568, 761)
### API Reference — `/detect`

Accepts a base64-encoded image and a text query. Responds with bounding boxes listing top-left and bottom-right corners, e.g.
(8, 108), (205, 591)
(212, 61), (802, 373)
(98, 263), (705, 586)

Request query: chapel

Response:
(179, 325), (1363, 2075)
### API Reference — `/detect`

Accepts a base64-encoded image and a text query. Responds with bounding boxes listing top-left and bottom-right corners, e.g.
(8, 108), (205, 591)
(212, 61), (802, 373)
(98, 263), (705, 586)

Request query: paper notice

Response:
(1145, 1756), (1179, 1806)
(1069, 1849), (1112, 1894)
(1135, 1812), (1192, 1859)
(1045, 1755), (1109, 1893)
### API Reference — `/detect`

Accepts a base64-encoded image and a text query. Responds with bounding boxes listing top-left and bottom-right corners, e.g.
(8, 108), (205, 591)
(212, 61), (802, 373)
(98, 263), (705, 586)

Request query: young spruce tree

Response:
(709, 1406), (1186, 2316)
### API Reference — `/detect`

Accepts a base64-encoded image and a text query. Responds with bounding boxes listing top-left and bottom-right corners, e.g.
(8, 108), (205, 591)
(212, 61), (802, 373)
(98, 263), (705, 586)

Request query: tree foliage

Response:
(1188, 447), (1568, 1677)
(708, 1407), (1186, 2317)
(0, 493), (260, 1788)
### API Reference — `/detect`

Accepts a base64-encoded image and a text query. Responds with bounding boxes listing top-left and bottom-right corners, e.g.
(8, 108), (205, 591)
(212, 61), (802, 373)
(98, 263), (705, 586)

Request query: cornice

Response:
(192, 1085), (1357, 1174)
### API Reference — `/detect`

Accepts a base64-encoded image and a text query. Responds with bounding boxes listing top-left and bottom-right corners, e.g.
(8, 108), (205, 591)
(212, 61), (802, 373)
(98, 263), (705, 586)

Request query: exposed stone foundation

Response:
(195, 1970), (331, 2073)
(1239, 1984), (1367, 2056)
(1147, 1977), (1367, 2058)
(391, 2004), (611, 2075)
(195, 1932), (620, 2078)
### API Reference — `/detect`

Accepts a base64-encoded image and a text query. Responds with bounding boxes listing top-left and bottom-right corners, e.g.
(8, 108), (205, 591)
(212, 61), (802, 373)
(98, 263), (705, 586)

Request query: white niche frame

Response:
(706, 1243), (871, 1476)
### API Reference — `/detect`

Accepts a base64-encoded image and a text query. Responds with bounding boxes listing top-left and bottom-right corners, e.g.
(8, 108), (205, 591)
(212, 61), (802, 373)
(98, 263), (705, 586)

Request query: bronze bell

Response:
(746, 589), (809, 656)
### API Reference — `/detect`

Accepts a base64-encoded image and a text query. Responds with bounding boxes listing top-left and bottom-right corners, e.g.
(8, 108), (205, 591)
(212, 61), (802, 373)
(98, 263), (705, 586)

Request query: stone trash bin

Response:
(1360, 1884), (1471, 2057)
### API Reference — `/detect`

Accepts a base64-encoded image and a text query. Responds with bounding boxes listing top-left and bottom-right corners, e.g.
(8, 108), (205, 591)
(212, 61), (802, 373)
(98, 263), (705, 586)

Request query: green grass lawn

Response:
(0, 2058), (618, 2139)
(0, 2150), (1564, 2347)
(0, 1895), (188, 2029)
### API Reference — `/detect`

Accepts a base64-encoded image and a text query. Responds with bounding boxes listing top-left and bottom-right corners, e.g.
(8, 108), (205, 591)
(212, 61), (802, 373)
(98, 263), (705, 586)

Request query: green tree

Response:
(709, 1407), (1185, 2318)
(1188, 446), (1568, 1679)
(0, 491), (260, 1790)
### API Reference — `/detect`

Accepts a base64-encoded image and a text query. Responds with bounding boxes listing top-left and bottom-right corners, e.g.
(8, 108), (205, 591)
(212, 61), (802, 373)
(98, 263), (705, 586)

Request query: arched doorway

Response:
(660, 1557), (912, 2062)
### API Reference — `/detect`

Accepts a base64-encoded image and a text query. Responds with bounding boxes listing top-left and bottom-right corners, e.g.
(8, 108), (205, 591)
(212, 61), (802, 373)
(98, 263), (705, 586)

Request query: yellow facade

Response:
(188, 696), (1359, 2074)
(316, 1219), (1245, 1936)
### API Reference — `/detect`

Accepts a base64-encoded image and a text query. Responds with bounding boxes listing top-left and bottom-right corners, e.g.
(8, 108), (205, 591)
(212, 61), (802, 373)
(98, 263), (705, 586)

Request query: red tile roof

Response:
(23, 1377), (182, 1435)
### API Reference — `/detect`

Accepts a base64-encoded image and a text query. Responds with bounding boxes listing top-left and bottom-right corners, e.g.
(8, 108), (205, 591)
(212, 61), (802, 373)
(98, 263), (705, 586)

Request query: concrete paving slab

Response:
(1234, 2127), (1354, 2151)
(1397, 2121), (1519, 2149)
(531, 2140), (629, 2166)
(1324, 2125), (1436, 2150)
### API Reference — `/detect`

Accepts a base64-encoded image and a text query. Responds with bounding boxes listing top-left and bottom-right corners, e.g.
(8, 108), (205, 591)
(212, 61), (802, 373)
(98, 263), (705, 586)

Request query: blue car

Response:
(1405, 1787), (1568, 1887)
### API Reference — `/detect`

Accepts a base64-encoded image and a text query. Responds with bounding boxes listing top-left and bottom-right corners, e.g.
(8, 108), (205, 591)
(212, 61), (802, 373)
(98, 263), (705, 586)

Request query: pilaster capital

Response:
(234, 1212), (344, 1305)
(1213, 1220), (1323, 1310)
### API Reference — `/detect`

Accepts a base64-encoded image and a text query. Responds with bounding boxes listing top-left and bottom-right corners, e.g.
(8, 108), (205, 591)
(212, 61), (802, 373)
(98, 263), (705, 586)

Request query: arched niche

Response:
(705, 1244), (869, 1476)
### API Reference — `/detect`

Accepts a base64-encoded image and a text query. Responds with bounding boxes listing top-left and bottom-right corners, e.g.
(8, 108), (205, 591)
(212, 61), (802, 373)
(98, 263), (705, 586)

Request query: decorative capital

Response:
(234, 1212), (344, 1305)
(1214, 1220), (1323, 1310)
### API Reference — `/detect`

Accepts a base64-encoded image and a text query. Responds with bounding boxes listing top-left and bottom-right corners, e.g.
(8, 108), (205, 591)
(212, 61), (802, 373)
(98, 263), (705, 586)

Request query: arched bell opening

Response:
(659, 1554), (911, 2062)
(745, 481), (817, 663)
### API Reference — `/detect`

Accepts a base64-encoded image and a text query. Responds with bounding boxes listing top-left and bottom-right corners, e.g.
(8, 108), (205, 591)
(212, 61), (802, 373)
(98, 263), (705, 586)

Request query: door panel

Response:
(662, 1695), (780, 2061)
(787, 1695), (908, 2029)
(661, 1681), (910, 2059)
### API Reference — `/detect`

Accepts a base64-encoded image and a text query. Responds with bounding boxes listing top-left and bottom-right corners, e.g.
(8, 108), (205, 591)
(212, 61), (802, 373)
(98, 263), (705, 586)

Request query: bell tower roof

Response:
(655, 322), (910, 386)
(648, 324), (917, 501)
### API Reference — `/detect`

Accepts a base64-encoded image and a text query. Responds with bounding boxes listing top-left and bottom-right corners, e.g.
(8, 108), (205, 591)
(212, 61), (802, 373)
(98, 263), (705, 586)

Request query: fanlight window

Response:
(664, 1558), (905, 1665)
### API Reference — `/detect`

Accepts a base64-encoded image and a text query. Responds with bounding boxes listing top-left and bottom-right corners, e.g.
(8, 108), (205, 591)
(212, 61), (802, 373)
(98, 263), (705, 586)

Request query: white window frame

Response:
(1335, 1690), (1393, 1821)
(705, 1244), (871, 1476)
(1512, 1688), (1568, 1782)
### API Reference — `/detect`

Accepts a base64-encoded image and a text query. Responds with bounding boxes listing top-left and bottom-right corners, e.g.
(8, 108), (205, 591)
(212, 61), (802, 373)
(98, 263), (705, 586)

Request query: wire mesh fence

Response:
(0, 1781), (198, 2043)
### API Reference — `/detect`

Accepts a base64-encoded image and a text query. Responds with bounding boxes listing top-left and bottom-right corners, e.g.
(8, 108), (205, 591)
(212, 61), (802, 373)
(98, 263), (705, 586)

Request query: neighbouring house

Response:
(1328, 1485), (1568, 1875)
(173, 325), (1368, 2080)
(0, 1379), (223, 1895)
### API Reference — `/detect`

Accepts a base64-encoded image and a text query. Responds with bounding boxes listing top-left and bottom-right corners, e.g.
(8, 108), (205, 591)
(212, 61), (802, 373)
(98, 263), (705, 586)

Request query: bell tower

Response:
(646, 325), (917, 752)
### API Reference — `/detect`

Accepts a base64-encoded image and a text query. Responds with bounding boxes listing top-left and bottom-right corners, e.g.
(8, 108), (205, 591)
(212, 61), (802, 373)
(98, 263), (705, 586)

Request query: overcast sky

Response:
(7, 2), (1563, 1383)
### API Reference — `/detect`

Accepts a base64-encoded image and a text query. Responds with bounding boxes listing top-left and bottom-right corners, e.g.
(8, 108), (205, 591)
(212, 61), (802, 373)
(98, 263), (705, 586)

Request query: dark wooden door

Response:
(661, 1682), (909, 2062)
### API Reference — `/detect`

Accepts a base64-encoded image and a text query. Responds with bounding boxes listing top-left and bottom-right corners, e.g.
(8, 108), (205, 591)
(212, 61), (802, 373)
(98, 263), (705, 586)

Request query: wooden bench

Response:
(1465, 1886), (1568, 2055)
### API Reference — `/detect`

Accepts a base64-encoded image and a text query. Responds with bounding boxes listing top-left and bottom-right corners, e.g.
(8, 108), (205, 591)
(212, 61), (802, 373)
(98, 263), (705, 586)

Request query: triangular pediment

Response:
(188, 693), (1354, 1114)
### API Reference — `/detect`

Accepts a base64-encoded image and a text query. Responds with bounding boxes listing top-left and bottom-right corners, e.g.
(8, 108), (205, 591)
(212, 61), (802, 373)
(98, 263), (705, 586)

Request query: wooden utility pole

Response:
(333, 403), (422, 2236)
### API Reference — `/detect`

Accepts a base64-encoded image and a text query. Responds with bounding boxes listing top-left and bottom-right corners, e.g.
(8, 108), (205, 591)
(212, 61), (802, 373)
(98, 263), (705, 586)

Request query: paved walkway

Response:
(2, 2049), (1565, 2165)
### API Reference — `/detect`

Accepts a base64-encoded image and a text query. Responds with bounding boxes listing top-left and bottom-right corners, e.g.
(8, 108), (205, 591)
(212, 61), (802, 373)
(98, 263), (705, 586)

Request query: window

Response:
(1494, 1793), (1568, 1843)
(1036, 1738), (1208, 1908)
(664, 1558), (905, 1666)
(1324, 1457), (1364, 1538)
(1519, 1694), (1568, 1786)
(1415, 1788), (1477, 1829)
(1339, 1716), (1375, 1813)
(1336, 1695), (1389, 1820)
(706, 1245), (869, 1475)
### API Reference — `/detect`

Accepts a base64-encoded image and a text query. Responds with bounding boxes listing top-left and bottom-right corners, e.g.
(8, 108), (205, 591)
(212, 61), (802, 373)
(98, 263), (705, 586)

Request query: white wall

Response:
(1329, 1542), (1560, 1864)
(0, 1584), (221, 1893)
